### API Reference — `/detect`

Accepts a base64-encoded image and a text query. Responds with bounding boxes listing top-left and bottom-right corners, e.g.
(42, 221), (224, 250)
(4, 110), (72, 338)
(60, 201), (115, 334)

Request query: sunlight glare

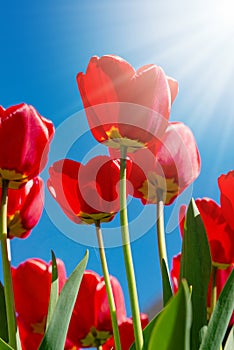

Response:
(212, 0), (234, 32)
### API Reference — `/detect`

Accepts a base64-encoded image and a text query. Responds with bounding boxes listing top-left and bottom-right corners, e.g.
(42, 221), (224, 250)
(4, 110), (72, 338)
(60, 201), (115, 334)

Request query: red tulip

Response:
(0, 103), (54, 189)
(102, 314), (148, 350)
(3, 177), (44, 239)
(67, 271), (126, 348)
(128, 122), (200, 205)
(218, 170), (234, 231)
(12, 258), (67, 350)
(180, 198), (234, 266)
(77, 55), (177, 151)
(170, 253), (234, 325)
(48, 156), (129, 224)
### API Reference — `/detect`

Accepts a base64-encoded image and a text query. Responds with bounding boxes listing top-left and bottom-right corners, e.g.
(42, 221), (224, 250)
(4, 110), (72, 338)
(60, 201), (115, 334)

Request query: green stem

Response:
(120, 145), (143, 350)
(210, 266), (217, 317)
(95, 221), (122, 350)
(0, 179), (17, 349)
(156, 191), (169, 273)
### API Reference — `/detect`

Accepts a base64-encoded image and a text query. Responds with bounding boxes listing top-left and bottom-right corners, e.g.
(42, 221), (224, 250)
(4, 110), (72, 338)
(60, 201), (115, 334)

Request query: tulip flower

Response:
(179, 198), (234, 266)
(102, 314), (149, 350)
(77, 55), (178, 151)
(128, 122), (201, 205)
(2, 177), (44, 239)
(218, 170), (234, 231)
(67, 271), (126, 348)
(0, 103), (54, 189)
(12, 258), (67, 350)
(48, 156), (127, 224)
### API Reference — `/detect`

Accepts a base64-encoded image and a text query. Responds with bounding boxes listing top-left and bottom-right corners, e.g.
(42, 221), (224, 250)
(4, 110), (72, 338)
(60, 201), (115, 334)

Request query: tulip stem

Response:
(0, 179), (17, 349)
(156, 191), (169, 273)
(95, 221), (122, 350)
(210, 266), (217, 317)
(120, 145), (143, 350)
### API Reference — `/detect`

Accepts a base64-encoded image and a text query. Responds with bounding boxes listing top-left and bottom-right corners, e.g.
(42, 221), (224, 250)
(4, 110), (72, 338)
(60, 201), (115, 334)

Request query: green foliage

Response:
(46, 251), (59, 329)
(148, 279), (192, 350)
(224, 326), (234, 350)
(39, 250), (89, 350)
(0, 337), (13, 350)
(161, 258), (173, 306)
(199, 269), (234, 350)
(130, 311), (161, 350)
(180, 199), (212, 350)
(0, 281), (8, 343)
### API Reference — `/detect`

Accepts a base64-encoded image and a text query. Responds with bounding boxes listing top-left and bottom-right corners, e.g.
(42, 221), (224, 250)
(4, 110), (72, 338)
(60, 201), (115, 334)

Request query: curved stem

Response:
(0, 179), (17, 349)
(120, 145), (143, 350)
(156, 190), (169, 273)
(95, 221), (122, 350)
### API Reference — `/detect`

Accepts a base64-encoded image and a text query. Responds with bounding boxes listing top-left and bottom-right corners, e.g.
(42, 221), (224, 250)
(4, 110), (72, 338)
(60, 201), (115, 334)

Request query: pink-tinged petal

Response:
(133, 64), (171, 118)
(77, 57), (119, 142)
(77, 55), (173, 148)
(218, 170), (234, 231)
(155, 122), (201, 194)
(129, 122), (200, 205)
(96, 55), (135, 101)
(167, 76), (179, 104)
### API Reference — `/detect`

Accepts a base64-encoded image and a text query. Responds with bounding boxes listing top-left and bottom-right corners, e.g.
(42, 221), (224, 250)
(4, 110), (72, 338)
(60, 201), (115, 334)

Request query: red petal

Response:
(218, 170), (234, 231)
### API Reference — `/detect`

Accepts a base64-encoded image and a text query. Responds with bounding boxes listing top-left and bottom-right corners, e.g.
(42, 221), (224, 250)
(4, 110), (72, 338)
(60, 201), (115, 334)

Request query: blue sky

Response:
(1, 0), (234, 315)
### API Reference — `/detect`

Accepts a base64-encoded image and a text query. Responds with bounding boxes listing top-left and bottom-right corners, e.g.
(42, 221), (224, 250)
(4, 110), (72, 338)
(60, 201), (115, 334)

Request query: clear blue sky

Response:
(1, 0), (234, 315)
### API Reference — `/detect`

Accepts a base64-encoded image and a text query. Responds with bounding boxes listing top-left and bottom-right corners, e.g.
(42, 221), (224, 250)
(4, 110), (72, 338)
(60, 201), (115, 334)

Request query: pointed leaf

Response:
(199, 269), (234, 350)
(0, 281), (8, 342)
(148, 279), (192, 350)
(39, 250), (89, 350)
(46, 251), (59, 329)
(162, 258), (173, 306)
(224, 326), (234, 350)
(180, 199), (212, 350)
(0, 337), (14, 350)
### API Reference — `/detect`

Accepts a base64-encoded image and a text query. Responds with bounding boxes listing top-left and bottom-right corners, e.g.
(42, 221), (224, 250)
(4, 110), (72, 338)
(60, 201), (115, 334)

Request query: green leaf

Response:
(0, 337), (14, 350)
(148, 279), (192, 350)
(199, 269), (234, 350)
(180, 199), (212, 350)
(46, 251), (59, 329)
(130, 311), (161, 350)
(0, 281), (8, 343)
(162, 258), (173, 306)
(224, 326), (234, 350)
(39, 250), (89, 350)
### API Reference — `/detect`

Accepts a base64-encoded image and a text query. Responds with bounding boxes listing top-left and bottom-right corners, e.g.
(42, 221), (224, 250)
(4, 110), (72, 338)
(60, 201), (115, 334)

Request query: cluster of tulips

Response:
(0, 55), (233, 350)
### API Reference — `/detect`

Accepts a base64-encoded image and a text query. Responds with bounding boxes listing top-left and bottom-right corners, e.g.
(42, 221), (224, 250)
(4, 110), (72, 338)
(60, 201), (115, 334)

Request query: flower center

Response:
(79, 211), (116, 224)
(7, 211), (25, 238)
(104, 126), (146, 152)
(139, 172), (179, 204)
(0, 169), (28, 189)
(81, 327), (112, 347)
